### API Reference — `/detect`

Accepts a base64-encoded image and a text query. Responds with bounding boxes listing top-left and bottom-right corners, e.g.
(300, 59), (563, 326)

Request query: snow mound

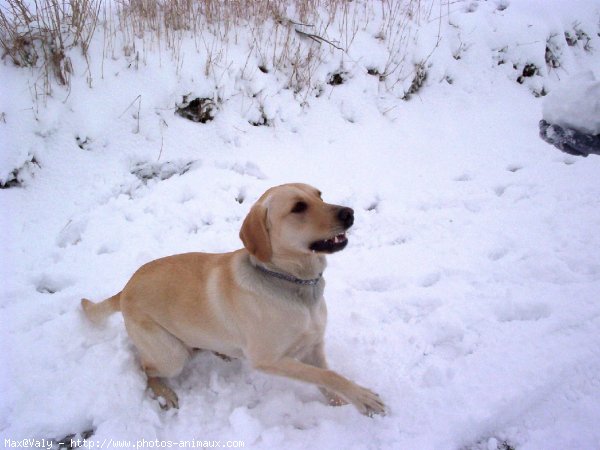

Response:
(543, 71), (600, 135)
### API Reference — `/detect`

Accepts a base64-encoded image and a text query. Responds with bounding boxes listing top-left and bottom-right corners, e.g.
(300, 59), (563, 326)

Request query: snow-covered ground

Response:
(2, 1), (600, 449)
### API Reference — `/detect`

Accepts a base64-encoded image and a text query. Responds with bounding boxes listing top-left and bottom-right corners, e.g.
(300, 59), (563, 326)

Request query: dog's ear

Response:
(240, 204), (272, 262)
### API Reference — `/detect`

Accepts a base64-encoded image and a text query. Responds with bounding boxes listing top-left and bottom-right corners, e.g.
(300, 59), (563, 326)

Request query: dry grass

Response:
(1, 0), (435, 98)
(1, 0), (101, 94)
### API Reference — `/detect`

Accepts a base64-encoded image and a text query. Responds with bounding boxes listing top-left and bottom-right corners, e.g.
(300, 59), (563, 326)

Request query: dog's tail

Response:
(81, 292), (121, 325)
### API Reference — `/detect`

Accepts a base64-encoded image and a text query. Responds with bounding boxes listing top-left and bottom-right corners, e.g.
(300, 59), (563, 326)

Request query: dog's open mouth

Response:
(309, 233), (348, 253)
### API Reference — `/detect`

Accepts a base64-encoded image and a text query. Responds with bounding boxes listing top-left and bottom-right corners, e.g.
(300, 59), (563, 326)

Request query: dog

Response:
(81, 183), (385, 416)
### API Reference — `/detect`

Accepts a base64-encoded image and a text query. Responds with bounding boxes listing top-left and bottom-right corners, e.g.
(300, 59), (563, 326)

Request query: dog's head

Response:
(239, 183), (354, 262)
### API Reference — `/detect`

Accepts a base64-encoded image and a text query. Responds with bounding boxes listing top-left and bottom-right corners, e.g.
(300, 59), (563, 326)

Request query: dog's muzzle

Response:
(309, 207), (354, 253)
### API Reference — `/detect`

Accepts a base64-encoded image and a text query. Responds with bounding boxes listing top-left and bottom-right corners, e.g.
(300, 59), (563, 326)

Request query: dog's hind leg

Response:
(123, 315), (190, 409)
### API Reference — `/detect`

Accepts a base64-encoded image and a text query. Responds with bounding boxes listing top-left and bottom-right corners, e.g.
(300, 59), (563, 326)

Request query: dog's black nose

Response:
(338, 207), (354, 228)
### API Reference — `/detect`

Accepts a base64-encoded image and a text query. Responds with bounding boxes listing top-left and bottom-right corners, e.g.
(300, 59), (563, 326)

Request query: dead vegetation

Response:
(0, 0), (101, 94)
(1, 0), (432, 99)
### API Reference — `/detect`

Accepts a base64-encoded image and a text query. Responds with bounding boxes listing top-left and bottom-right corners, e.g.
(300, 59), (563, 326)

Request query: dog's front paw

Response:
(320, 388), (349, 407)
(349, 385), (386, 417)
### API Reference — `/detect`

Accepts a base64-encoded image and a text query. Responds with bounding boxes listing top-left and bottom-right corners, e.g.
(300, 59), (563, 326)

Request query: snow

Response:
(542, 71), (600, 134)
(2, 0), (600, 449)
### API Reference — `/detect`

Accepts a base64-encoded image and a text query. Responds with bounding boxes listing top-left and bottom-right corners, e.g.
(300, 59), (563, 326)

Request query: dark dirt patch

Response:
(175, 96), (217, 123)
(0, 155), (40, 189)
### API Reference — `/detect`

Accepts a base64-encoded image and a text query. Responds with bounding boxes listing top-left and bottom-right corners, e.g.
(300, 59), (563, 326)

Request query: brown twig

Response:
(294, 28), (344, 51)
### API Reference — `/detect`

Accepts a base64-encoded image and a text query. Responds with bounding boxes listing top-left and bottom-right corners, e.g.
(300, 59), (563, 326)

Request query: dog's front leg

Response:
(301, 342), (348, 407)
(252, 356), (385, 416)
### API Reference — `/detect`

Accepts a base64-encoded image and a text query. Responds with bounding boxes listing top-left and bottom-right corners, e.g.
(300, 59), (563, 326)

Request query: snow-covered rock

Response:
(543, 71), (600, 135)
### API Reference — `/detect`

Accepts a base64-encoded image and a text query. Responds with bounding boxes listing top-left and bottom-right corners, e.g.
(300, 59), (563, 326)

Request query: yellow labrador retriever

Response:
(81, 183), (385, 416)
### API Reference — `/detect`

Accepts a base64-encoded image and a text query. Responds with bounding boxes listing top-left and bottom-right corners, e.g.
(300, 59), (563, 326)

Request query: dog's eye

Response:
(291, 201), (308, 213)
